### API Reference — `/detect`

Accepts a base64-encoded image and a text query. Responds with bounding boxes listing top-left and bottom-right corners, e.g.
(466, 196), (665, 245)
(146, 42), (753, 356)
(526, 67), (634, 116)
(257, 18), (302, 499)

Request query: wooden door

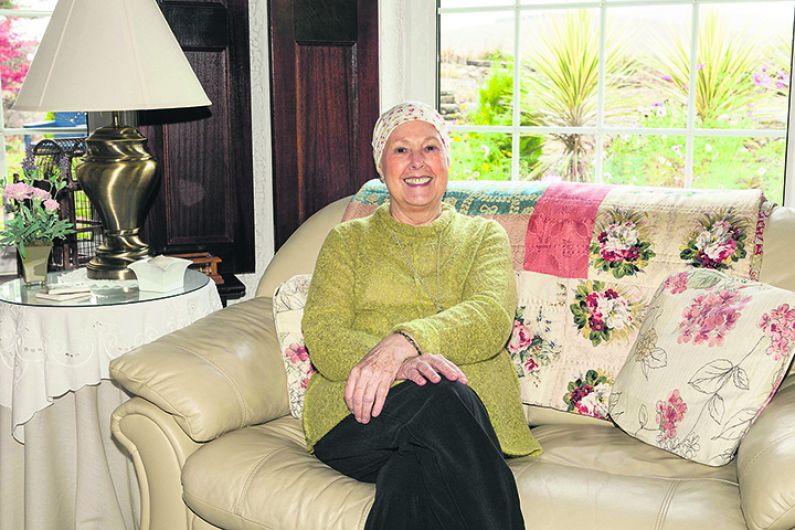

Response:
(269, 0), (379, 249)
(140, 0), (255, 274)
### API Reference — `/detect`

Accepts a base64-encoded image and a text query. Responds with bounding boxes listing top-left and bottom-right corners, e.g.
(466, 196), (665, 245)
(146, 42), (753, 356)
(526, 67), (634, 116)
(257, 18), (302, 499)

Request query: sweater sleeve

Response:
(393, 220), (517, 365)
(302, 225), (381, 382)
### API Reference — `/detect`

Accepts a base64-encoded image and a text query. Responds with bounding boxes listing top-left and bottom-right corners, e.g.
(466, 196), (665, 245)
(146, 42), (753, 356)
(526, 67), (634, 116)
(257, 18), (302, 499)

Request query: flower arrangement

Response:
(680, 210), (748, 270)
(0, 149), (75, 257)
(570, 280), (636, 346)
(590, 209), (655, 278)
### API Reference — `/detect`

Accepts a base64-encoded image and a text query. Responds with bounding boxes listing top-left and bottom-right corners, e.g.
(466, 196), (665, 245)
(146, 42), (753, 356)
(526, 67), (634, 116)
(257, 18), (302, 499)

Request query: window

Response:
(438, 0), (794, 205)
(0, 0), (86, 182)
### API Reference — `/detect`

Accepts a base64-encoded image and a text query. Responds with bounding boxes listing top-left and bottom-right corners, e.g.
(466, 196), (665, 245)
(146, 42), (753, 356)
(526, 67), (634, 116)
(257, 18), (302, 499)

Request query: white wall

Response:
(235, 0), (274, 300)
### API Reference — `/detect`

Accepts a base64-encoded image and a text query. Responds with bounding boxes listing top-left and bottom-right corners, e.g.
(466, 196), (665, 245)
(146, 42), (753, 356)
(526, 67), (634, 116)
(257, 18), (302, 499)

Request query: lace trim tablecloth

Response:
(0, 280), (222, 442)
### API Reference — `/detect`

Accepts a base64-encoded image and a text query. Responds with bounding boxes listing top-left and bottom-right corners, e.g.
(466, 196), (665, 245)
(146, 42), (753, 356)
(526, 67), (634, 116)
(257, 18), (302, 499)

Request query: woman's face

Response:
(380, 120), (449, 224)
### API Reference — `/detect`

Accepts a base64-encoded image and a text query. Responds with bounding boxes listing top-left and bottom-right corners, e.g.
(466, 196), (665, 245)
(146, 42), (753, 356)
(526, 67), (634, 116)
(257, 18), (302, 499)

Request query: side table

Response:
(0, 269), (222, 530)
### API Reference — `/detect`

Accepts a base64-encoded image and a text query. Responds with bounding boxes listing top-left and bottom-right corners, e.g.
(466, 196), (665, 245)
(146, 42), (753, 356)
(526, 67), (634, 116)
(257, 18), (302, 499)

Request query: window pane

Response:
(1, 16), (50, 127)
(695, 3), (793, 130)
(440, 11), (515, 126)
(5, 0), (57, 10)
(3, 133), (45, 181)
(520, 9), (600, 129)
(604, 5), (691, 128)
(441, 0), (512, 7)
(521, 133), (595, 183)
(692, 135), (785, 204)
(449, 131), (512, 181)
(603, 134), (687, 188)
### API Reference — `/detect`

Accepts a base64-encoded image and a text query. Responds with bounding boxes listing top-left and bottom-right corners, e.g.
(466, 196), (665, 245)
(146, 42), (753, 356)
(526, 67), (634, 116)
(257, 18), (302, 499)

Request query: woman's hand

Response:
(345, 333), (418, 424)
(396, 354), (468, 387)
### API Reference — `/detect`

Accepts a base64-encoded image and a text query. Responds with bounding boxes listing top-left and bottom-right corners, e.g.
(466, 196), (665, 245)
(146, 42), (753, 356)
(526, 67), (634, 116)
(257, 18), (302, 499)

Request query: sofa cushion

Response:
(272, 274), (314, 418)
(609, 269), (795, 466)
(182, 417), (746, 530)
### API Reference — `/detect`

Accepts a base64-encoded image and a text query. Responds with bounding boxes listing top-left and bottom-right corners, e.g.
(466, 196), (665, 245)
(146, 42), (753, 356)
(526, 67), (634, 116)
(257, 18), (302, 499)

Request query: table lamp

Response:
(13, 0), (211, 280)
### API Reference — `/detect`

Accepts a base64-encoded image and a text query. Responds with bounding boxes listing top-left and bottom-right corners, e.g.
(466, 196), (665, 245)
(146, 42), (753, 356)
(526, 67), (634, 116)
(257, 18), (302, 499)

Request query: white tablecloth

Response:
(0, 279), (222, 443)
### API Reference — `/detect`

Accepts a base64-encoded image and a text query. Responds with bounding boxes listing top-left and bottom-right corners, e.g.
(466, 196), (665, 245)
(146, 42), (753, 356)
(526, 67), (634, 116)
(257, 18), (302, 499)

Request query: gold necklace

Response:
(391, 230), (444, 313)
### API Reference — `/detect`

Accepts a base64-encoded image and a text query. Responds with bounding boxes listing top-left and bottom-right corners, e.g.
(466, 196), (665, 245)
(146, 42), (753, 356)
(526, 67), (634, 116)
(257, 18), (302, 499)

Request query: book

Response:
(44, 285), (92, 295)
(35, 291), (93, 302)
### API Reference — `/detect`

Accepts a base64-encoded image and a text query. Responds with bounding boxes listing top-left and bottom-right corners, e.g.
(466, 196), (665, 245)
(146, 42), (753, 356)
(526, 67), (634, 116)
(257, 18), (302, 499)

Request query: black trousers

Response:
(314, 379), (525, 530)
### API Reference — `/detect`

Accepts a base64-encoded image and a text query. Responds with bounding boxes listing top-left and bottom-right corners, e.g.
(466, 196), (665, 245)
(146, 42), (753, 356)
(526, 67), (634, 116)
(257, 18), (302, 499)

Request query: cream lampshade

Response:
(14, 0), (211, 279)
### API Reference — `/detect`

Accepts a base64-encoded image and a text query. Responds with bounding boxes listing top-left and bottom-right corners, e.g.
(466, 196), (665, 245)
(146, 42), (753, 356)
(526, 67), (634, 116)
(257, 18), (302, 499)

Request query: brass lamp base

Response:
(76, 121), (158, 280)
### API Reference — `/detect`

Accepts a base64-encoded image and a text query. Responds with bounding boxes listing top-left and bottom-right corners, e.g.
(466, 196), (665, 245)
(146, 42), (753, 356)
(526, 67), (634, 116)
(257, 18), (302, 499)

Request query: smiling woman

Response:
(302, 101), (542, 530)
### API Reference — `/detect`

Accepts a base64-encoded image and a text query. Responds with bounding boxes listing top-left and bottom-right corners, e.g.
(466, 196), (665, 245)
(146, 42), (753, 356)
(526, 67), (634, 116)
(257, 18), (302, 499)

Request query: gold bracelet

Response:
(396, 330), (422, 356)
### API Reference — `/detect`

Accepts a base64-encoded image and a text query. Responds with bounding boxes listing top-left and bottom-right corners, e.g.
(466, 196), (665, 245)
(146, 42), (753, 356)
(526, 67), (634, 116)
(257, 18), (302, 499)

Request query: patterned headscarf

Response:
(371, 101), (451, 176)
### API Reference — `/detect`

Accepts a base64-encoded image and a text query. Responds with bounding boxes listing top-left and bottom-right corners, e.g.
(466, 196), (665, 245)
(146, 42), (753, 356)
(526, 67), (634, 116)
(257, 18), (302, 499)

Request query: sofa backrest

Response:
(256, 182), (795, 406)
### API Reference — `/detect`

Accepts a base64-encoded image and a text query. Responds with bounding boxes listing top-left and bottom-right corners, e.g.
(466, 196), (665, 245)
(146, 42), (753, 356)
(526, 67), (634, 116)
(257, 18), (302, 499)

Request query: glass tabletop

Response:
(0, 268), (210, 308)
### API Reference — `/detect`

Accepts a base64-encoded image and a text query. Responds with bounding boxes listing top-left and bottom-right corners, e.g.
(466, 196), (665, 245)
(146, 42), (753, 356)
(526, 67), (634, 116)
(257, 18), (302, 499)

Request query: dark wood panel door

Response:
(140, 0), (254, 274)
(269, 0), (379, 249)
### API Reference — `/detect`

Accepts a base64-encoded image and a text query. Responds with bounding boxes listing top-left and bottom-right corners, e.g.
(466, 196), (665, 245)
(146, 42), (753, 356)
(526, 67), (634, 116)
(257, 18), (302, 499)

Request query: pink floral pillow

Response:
(609, 269), (795, 466)
(272, 275), (315, 418)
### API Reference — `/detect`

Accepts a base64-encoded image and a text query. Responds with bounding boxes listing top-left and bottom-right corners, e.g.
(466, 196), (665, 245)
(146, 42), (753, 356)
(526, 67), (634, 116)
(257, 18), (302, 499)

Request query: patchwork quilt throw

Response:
(343, 180), (772, 420)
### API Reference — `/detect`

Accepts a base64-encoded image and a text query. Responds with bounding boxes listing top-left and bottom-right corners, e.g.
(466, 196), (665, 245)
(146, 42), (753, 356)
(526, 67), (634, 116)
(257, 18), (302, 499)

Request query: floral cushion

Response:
(609, 269), (795, 466)
(272, 274), (315, 418)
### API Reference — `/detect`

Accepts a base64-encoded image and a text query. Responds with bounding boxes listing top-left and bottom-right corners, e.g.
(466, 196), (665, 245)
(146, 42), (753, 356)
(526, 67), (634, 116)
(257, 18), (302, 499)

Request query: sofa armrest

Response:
(110, 297), (289, 443)
(737, 378), (795, 530)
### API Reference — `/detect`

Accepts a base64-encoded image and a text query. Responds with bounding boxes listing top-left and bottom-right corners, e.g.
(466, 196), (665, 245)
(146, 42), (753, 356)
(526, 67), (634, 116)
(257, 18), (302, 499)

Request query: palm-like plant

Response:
(650, 12), (760, 125)
(524, 10), (631, 182)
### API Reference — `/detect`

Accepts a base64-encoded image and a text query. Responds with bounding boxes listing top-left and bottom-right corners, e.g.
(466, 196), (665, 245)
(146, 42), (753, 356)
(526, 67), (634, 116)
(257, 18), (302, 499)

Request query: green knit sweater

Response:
(302, 202), (542, 457)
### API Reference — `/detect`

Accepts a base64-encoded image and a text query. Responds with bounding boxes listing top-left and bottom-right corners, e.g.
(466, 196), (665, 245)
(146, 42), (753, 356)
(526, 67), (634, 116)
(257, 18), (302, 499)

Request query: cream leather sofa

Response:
(110, 196), (795, 530)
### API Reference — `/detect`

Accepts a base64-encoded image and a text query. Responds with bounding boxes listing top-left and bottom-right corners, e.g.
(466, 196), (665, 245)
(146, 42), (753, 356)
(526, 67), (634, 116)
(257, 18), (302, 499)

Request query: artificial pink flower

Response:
(2, 181), (34, 201)
(31, 187), (50, 201)
(43, 198), (59, 211)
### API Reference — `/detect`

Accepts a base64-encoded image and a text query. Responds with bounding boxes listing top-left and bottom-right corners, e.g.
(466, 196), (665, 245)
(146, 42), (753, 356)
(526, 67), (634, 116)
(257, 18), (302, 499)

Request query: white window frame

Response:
(0, 7), (87, 181)
(380, 0), (795, 207)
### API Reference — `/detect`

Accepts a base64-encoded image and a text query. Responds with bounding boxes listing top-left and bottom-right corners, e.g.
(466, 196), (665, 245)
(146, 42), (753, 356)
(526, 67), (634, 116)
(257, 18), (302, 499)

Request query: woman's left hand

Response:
(345, 333), (418, 424)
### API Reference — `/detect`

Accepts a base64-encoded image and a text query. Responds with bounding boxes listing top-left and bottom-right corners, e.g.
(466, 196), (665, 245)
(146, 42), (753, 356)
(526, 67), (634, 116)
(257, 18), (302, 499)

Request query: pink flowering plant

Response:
(570, 280), (636, 346)
(680, 210), (748, 270)
(590, 209), (655, 279)
(0, 149), (74, 257)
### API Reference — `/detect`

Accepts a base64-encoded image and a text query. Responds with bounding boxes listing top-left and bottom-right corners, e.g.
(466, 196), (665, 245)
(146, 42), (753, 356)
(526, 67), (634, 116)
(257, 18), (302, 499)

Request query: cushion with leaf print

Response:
(609, 269), (795, 466)
(272, 274), (315, 418)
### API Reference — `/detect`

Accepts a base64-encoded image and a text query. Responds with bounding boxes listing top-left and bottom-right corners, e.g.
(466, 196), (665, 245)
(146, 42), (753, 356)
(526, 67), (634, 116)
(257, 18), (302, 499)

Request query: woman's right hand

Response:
(396, 354), (468, 387)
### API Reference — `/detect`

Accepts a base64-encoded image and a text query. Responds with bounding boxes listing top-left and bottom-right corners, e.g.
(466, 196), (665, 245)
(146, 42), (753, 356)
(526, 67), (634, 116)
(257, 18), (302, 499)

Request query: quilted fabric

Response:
(339, 180), (771, 421)
(609, 269), (795, 466)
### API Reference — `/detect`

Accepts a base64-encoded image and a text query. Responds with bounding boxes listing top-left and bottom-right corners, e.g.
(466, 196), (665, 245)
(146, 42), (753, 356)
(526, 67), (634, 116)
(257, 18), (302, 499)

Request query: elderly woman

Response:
(302, 101), (542, 530)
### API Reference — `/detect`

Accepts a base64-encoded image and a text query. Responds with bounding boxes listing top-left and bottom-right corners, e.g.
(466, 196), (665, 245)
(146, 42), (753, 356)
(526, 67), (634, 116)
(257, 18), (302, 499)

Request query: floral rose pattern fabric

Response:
(610, 269), (795, 466)
(273, 274), (315, 418)
(344, 180), (770, 421)
(590, 209), (655, 279)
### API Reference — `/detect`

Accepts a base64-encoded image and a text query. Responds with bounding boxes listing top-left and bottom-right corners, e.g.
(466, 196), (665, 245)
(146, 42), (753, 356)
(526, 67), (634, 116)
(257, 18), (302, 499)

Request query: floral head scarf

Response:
(371, 101), (451, 176)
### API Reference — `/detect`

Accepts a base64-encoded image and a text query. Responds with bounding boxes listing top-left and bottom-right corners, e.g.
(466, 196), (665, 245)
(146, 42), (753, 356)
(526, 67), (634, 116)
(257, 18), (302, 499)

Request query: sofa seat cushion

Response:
(182, 416), (373, 530)
(517, 424), (746, 530)
(183, 417), (746, 530)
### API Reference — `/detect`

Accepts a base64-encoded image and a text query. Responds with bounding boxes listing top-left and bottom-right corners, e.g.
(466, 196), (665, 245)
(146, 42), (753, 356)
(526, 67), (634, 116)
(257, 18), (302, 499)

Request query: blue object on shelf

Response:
(22, 112), (87, 147)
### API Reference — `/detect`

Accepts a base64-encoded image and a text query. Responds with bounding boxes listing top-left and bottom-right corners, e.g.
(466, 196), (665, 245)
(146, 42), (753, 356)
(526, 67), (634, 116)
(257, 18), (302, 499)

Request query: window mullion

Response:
(594, 1), (608, 184)
(511, 0), (521, 182)
(684, 2), (700, 188)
